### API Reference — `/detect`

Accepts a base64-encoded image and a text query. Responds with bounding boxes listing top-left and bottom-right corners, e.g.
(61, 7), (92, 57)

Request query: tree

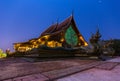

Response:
(112, 39), (120, 55)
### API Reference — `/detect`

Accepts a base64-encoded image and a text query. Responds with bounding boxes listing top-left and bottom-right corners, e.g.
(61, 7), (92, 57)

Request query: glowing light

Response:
(14, 33), (87, 52)
(60, 38), (64, 42)
(79, 36), (88, 46)
(84, 42), (88, 46)
(78, 43), (81, 45)
(47, 41), (62, 47)
(40, 41), (45, 45)
(47, 41), (54, 47)
(0, 49), (7, 58)
(41, 35), (50, 39)
(30, 40), (36, 43)
(38, 38), (42, 42)
(14, 35), (50, 52)
(18, 47), (32, 52)
(33, 42), (36, 44)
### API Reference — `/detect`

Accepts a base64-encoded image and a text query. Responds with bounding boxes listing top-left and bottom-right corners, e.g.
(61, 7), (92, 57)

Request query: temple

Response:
(14, 16), (88, 52)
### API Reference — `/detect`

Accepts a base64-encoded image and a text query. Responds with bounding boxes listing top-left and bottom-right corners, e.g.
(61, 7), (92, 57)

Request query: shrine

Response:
(14, 15), (88, 52)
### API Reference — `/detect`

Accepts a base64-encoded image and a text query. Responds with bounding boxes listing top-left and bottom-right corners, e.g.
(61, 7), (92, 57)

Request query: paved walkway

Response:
(0, 57), (120, 81)
(57, 57), (120, 81)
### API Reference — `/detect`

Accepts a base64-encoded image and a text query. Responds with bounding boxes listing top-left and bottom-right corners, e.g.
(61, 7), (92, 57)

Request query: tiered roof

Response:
(40, 16), (81, 36)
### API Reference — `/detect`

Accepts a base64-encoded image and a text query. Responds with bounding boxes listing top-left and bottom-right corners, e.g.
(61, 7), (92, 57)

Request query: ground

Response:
(0, 57), (120, 81)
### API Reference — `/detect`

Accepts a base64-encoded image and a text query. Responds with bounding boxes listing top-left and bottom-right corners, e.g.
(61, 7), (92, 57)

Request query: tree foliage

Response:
(112, 39), (120, 55)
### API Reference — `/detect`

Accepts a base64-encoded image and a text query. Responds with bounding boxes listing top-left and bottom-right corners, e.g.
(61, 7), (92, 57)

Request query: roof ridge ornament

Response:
(56, 18), (59, 24)
(71, 10), (74, 17)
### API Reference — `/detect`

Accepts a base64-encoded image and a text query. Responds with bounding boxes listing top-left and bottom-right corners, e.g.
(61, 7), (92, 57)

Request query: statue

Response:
(89, 29), (102, 57)
(89, 29), (115, 60)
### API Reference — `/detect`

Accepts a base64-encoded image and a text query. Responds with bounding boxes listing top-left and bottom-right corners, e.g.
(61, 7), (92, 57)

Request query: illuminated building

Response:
(14, 15), (88, 52)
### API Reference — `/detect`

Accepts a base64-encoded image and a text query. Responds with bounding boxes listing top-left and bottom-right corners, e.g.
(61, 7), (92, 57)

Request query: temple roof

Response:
(14, 15), (86, 45)
(40, 16), (73, 36)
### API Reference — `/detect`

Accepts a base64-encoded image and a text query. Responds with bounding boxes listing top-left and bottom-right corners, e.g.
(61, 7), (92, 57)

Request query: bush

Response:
(0, 49), (7, 58)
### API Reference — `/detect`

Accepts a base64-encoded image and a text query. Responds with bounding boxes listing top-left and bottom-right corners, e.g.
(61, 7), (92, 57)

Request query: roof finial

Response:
(95, 25), (102, 38)
(71, 9), (74, 17)
(96, 25), (100, 34)
(96, 24), (99, 30)
(57, 18), (59, 24)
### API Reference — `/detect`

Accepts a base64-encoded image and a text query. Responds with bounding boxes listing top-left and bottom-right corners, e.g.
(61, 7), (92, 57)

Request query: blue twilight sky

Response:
(0, 0), (120, 51)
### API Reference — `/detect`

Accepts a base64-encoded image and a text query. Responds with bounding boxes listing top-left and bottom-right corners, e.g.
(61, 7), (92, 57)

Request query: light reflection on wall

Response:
(14, 35), (63, 52)
(79, 36), (88, 46)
